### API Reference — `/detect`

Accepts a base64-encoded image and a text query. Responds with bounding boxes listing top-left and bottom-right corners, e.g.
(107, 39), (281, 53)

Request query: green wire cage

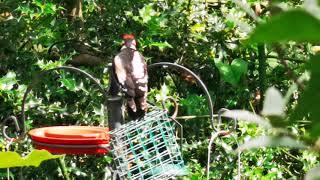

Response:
(110, 108), (187, 179)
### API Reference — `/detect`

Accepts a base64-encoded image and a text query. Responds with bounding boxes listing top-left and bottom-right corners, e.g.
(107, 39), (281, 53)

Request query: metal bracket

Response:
(2, 116), (20, 142)
(207, 108), (240, 180)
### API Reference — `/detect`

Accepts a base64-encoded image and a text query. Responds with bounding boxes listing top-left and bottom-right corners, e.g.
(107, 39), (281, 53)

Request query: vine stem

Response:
(266, 55), (306, 64)
(57, 157), (71, 180)
(175, 115), (218, 120)
(258, 44), (266, 106)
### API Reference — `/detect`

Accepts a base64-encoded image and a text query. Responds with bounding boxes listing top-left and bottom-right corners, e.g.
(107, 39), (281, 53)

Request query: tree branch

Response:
(266, 55), (306, 64)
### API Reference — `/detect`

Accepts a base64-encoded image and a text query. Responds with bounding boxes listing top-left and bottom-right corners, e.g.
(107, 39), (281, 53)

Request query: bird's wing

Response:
(113, 54), (127, 85)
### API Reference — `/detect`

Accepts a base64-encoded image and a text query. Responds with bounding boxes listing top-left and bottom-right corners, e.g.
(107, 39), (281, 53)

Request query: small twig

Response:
(258, 44), (266, 104)
(19, 39), (31, 51)
(175, 114), (218, 120)
(57, 157), (71, 180)
(281, 149), (300, 162)
(249, 100), (257, 115)
(266, 55), (306, 64)
(47, 39), (79, 55)
(7, 168), (10, 180)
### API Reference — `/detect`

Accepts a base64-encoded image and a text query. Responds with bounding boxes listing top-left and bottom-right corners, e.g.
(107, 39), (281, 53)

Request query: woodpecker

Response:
(112, 34), (148, 119)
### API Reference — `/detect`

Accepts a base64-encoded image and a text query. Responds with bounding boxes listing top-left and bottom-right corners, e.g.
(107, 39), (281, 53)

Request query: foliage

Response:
(0, 150), (62, 168)
(247, 9), (320, 43)
(214, 58), (248, 85)
(1, 0), (320, 179)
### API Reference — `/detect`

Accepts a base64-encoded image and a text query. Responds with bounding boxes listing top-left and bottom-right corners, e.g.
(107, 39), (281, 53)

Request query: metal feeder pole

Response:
(106, 64), (124, 130)
(106, 96), (123, 130)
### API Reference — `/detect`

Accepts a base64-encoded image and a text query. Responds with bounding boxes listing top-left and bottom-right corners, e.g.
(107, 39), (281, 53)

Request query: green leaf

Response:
(247, 9), (320, 43)
(305, 166), (320, 180)
(290, 55), (320, 137)
(0, 150), (62, 168)
(190, 23), (206, 33)
(0, 71), (17, 90)
(139, 4), (157, 23)
(37, 60), (63, 70)
(214, 59), (248, 85)
(214, 59), (236, 85)
(43, 3), (56, 15)
(261, 87), (285, 117)
(148, 41), (173, 50)
(231, 59), (248, 83)
(60, 78), (77, 91)
(237, 136), (308, 152)
(161, 83), (169, 97)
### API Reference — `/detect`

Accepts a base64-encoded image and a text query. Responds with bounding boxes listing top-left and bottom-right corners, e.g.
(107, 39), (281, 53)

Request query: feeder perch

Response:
(28, 126), (110, 154)
(110, 108), (187, 180)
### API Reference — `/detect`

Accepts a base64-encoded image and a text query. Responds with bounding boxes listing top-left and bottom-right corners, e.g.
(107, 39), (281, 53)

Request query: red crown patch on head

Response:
(122, 34), (135, 40)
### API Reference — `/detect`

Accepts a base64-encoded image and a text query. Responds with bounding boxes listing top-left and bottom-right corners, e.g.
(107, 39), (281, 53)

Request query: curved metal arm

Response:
(217, 108), (237, 132)
(207, 108), (240, 180)
(2, 116), (20, 142)
(161, 96), (179, 119)
(207, 131), (240, 180)
(18, 66), (108, 141)
(148, 62), (214, 129)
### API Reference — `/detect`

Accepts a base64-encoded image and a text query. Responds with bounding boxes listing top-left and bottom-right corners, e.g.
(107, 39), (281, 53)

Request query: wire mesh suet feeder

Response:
(110, 108), (187, 179)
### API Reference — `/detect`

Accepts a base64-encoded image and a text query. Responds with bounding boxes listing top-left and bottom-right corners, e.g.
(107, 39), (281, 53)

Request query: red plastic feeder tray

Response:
(28, 126), (110, 154)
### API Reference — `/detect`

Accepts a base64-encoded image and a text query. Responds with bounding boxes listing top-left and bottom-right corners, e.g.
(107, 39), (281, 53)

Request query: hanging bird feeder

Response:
(110, 107), (187, 180)
(2, 63), (214, 179)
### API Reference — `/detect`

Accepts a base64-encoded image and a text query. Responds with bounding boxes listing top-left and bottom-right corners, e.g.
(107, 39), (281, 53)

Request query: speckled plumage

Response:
(113, 36), (148, 119)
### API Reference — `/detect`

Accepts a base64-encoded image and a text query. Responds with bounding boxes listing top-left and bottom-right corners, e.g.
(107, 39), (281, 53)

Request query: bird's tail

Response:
(127, 97), (148, 120)
(127, 98), (137, 113)
(138, 94), (148, 112)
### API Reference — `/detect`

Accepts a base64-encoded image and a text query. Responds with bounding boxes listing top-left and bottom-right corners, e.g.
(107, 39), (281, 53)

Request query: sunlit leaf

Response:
(43, 3), (56, 15)
(148, 41), (173, 50)
(139, 4), (157, 23)
(247, 9), (320, 43)
(214, 59), (248, 85)
(237, 136), (308, 152)
(0, 71), (17, 90)
(231, 59), (248, 83)
(232, 0), (260, 22)
(222, 110), (272, 128)
(214, 59), (235, 85)
(60, 78), (77, 91)
(261, 87), (285, 117)
(0, 150), (62, 168)
(303, 0), (320, 20)
(190, 23), (206, 33)
(305, 166), (320, 180)
(160, 83), (169, 99)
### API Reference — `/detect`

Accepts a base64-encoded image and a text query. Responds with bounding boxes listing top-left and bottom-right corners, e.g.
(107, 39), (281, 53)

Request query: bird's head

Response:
(121, 34), (137, 49)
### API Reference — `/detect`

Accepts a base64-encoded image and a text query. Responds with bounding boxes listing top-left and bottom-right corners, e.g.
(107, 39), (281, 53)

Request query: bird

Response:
(112, 34), (148, 119)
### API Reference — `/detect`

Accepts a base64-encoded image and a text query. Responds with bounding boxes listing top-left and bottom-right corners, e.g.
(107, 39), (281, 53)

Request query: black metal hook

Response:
(161, 96), (179, 119)
(148, 62), (215, 129)
(17, 66), (109, 141)
(217, 108), (237, 134)
(2, 116), (20, 142)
